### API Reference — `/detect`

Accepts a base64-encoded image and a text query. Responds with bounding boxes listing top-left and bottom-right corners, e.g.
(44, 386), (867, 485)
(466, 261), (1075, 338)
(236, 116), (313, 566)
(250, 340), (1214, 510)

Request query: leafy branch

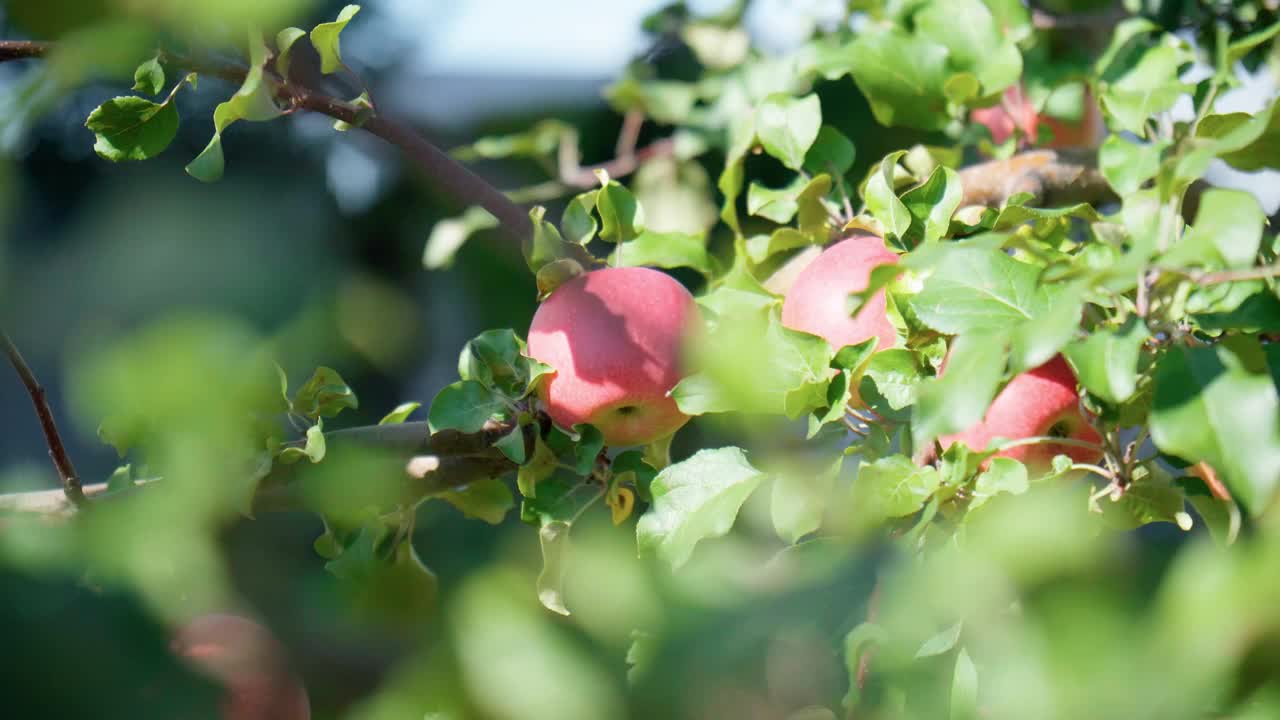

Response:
(0, 38), (533, 243)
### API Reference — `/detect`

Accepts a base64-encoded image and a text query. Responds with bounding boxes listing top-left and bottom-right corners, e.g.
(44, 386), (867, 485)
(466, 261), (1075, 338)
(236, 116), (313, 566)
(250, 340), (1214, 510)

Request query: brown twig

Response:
(560, 132), (677, 189)
(957, 149), (1117, 208)
(0, 40), (534, 243)
(1195, 262), (1280, 286)
(1, 331), (87, 509)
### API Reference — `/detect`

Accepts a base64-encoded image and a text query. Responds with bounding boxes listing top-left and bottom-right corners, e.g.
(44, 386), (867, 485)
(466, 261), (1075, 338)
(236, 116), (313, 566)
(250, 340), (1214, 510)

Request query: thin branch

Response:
(0, 420), (524, 517)
(1030, 5), (1127, 30)
(1, 331), (88, 508)
(1195, 262), (1280, 286)
(0, 39), (49, 61)
(958, 149), (1117, 208)
(614, 109), (644, 161)
(0, 40), (534, 244)
(559, 131), (677, 189)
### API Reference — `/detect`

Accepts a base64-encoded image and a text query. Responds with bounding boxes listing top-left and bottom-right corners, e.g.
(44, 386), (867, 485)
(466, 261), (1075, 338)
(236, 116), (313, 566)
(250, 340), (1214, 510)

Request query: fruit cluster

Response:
(526, 236), (1103, 473)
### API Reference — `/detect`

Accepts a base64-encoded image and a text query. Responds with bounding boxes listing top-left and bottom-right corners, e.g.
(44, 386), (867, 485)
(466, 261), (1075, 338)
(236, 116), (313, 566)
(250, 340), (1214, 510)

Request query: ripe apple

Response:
(972, 85), (1040, 147)
(972, 84), (1104, 150)
(526, 266), (697, 446)
(171, 613), (311, 720)
(780, 234), (899, 353)
(935, 355), (1104, 474)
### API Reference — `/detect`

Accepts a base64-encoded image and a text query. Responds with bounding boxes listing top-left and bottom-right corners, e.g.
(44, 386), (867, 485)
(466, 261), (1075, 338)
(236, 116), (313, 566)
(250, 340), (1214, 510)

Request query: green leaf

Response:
(106, 463), (133, 493)
(1065, 318), (1148, 404)
(1098, 42), (1193, 135)
(537, 520), (572, 615)
(132, 56), (164, 95)
(851, 455), (943, 523)
(441, 478), (514, 525)
(327, 530), (438, 626)
(970, 457), (1029, 511)
(280, 422), (327, 464)
(950, 647), (979, 720)
(755, 93), (822, 170)
(991, 203), (1102, 231)
(1193, 105), (1279, 173)
(378, 402), (421, 425)
(1096, 466), (1189, 530)
(1008, 284), (1084, 373)
(561, 190), (599, 245)
(673, 296), (832, 418)
(611, 230), (716, 278)
(275, 27), (306, 77)
(913, 332), (1008, 451)
(771, 455), (842, 544)
(862, 349), (924, 411)
(636, 447), (766, 570)
(865, 151), (912, 241)
(427, 380), (508, 434)
(747, 176), (807, 224)
(186, 31), (281, 182)
(525, 206), (594, 294)
(915, 0), (1022, 95)
(916, 622), (964, 658)
(1183, 189), (1265, 269)
(745, 228), (814, 265)
(424, 206), (499, 270)
(310, 4), (360, 74)
(84, 96), (178, 162)
(292, 366), (359, 419)
(1150, 344), (1280, 512)
(908, 244), (1055, 335)
(1226, 21), (1280, 66)
(900, 166), (963, 245)
(458, 328), (547, 398)
(803, 125), (856, 177)
(1098, 134), (1162, 194)
(493, 425), (528, 464)
(596, 175), (644, 243)
(829, 29), (950, 130)
(605, 77), (698, 125)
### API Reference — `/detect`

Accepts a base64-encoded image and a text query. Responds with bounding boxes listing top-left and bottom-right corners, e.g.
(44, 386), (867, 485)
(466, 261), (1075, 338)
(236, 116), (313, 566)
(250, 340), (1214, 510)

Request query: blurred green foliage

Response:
(2, 1), (1280, 719)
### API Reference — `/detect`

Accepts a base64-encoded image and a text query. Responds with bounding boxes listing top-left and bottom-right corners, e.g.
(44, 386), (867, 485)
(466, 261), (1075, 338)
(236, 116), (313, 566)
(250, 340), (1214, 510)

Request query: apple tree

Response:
(2, 0), (1280, 718)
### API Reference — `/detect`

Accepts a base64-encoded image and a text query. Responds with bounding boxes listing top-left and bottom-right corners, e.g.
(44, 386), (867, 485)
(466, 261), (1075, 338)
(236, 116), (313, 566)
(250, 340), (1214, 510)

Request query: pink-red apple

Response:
(972, 84), (1104, 150)
(935, 355), (1104, 474)
(780, 235), (899, 353)
(171, 613), (311, 720)
(526, 266), (697, 446)
(972, 85), (1040, 147)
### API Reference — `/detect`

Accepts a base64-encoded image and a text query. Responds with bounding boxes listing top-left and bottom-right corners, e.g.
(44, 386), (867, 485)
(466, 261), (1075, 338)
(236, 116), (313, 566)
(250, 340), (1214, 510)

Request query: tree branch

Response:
(0, 40), (533, 243)
(1, 331), (88, 509)
(0, 421), (523, 517)
(958, 149), (1117, 208)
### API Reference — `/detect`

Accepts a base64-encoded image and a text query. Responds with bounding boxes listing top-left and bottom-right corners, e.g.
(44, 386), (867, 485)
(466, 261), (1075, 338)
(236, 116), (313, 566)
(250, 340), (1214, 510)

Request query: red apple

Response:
(935, 355), (1103, 474)
(171, 613), (311, 720)
(973, 84), (1104, 150)
(972, 85), (1039, 147)
(526, 266), (697, 446)
(780, 235), (899, 353)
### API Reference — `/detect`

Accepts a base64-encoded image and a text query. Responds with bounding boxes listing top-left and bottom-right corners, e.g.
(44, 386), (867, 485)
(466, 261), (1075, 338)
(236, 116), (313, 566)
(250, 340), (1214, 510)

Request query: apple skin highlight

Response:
(780, 235), (899, 353)
(527, 266), (697, 447)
